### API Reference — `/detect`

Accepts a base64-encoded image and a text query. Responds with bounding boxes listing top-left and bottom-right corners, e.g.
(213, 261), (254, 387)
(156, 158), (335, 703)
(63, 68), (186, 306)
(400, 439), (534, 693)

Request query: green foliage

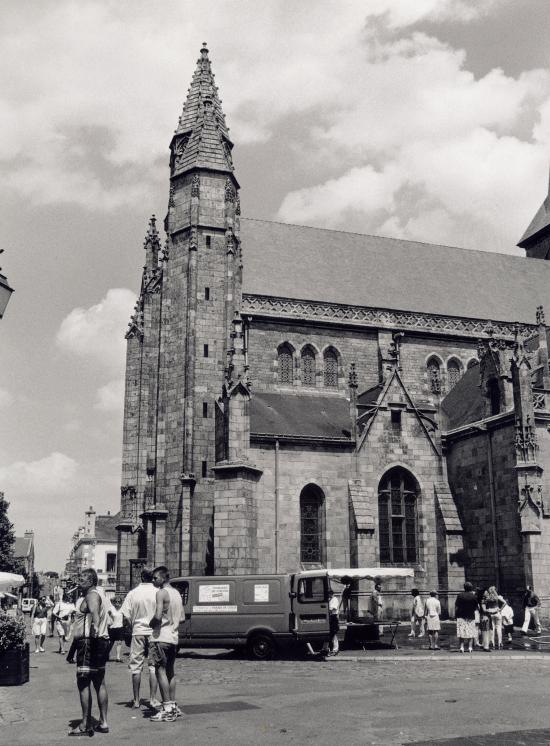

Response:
(0, 495), (23, 574)
(0, 614), (26, 653)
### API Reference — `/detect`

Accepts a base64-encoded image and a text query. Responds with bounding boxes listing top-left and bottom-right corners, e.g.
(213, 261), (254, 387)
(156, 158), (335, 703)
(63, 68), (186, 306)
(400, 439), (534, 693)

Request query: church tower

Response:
(117, 44), (242, 588)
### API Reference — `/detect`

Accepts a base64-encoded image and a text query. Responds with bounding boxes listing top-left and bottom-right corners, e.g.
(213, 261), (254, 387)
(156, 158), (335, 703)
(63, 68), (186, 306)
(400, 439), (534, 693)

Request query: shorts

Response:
(149, 641), (177, 669)
(129, 635), (154, 674)
(32, 618), (48, 637)
(76, 638), (111, 679)
(56, 619), (70, 637)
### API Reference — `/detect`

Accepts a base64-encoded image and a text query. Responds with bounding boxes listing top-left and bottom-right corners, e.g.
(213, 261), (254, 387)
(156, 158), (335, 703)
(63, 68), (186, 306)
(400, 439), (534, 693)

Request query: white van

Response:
(21, 598), (36, 613)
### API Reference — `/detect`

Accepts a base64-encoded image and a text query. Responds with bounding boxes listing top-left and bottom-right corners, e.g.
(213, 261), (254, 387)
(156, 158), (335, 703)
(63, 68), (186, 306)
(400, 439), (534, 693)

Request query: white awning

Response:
(0, 572), (25, 590)
(299, 567), (414, 582)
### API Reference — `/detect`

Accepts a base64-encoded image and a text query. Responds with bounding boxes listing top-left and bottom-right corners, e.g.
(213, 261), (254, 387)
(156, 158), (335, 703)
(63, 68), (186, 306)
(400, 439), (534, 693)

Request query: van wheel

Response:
(248, 633), (275, 660)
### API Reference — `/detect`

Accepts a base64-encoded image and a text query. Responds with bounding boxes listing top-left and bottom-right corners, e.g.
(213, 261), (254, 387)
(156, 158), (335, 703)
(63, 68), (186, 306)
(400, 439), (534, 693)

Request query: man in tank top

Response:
(149, 565), (184, 722)
(70, 568), (111, 736)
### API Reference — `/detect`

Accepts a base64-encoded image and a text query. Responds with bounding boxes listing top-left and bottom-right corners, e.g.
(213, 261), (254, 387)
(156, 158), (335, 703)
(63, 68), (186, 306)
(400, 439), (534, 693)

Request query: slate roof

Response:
(250, 391), (352, 440)
(440, 363), (485, 431)
(172, 45), (234, 176)
(14, 536), (32, 558)
(518, 180), (550, 247)
(94, 513), (119, 543)
(240, 218), (550, 325)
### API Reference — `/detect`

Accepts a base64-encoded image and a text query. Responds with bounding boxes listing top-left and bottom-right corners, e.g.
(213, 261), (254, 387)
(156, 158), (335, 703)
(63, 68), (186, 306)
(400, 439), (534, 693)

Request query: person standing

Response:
(322, 590), (340, 657)
(500, 599), (515, 644)
(482, 586), (505, 649)
(521, 585), (542, 635)
(408, 589), (425, 638)
(52, 593), (76, 654)
(31, 597), (49, 653)
(120, 567), (160, 709)
(70, 568), (110, 736)
(108, 599), (125, 662)
(424, 591), (441, 650)
(149, 566), (184, 723)
(455, 582), (478, 653)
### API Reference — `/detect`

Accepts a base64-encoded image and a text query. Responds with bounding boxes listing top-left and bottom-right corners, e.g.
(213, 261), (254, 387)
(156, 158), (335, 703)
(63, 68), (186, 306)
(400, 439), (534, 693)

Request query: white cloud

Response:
(56, 288), (136, 374)
(95, 378), (125, 414)
(0, 452), (78, 496)
(0, 387), (13, 408)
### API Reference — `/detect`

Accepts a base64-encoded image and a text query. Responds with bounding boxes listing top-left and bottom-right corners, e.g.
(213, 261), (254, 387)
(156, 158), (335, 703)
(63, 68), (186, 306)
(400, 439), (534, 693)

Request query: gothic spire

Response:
(143, 214), (160, 271)
(170, 43), (236, 179)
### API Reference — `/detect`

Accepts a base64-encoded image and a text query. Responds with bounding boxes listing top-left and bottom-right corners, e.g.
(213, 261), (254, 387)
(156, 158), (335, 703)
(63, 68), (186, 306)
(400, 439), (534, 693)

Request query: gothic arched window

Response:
(301, 346), (316, 386)
(427, 357), (441, 395)
(300, 484), (326, 565)
(378, 468), (418, 564)
(447, 359), (463, 391)
(278, 344), (293, 384)
(323, 348), (338, 387)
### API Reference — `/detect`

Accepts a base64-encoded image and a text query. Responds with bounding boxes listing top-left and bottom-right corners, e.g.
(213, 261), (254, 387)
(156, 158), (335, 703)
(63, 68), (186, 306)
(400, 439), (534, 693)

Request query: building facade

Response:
(66, 506), (118, 598)
(116, 45), (550, 618)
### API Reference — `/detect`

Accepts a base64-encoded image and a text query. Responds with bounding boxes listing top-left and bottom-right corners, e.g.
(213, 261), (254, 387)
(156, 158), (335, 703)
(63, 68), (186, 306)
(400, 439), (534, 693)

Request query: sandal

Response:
(94, 724), (109, 734)
(68, 725), (94, 737)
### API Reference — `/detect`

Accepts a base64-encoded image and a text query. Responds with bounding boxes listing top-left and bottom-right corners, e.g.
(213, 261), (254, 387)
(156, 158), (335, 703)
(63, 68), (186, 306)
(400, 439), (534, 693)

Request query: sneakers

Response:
(39, 647), (45, 653)
(173, 705), (183, 718)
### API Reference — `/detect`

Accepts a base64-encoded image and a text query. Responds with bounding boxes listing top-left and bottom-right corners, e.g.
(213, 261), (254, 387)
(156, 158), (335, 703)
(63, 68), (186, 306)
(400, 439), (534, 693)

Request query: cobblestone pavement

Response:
(3, 638), (550, 745)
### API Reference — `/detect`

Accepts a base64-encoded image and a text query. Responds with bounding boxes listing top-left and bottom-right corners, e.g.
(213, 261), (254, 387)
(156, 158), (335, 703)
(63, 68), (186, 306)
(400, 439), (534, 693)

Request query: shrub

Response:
(0, 613), (26, 653)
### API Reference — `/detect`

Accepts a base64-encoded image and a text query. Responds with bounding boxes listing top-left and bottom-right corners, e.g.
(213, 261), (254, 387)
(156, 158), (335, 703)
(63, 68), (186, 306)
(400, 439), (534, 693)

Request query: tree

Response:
(0, 492), (25, 574)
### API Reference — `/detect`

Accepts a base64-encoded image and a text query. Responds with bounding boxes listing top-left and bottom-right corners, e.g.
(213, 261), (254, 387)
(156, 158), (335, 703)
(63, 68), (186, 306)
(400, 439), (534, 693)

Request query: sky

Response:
(2, 0), (550, 572)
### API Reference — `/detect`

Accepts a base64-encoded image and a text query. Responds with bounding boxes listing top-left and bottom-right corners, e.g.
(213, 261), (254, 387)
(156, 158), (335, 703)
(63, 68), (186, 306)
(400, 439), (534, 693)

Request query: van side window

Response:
(297, 576), (326, 603)
(173, 581), (189, 606)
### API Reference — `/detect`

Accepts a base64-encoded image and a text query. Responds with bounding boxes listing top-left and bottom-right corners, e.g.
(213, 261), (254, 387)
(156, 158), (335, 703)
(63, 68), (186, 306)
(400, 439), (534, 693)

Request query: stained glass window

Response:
(447, 360), (462, 390)
(378, 468), (418, 564)
(324, 349), (338, 387)
(300, 486), (325, 564)
(427, 358), (441, 395)
(302, 347), (316, 386)
(278, 345), (293, 384)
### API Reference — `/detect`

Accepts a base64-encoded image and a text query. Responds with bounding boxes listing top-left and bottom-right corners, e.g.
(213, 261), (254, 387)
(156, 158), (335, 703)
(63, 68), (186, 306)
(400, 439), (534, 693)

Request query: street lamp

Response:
(0, 250), (14, 318)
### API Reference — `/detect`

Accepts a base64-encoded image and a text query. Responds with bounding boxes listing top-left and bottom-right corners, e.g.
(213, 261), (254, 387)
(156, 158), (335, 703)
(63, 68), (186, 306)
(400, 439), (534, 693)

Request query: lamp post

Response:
(0, 250), (14, 318)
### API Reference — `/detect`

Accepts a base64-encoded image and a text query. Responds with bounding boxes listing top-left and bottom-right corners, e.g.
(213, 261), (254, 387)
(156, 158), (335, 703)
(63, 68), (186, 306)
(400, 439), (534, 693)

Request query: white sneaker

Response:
(39, 647), (45, 652)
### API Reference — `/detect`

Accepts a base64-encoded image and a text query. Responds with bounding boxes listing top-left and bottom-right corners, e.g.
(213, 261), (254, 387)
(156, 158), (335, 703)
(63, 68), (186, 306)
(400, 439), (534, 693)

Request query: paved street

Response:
(3, 635), (550, 745)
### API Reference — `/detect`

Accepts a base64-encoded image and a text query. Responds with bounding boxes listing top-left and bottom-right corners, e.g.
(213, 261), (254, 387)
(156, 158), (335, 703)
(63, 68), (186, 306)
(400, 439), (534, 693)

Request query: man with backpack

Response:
(521, 585), (542, 636)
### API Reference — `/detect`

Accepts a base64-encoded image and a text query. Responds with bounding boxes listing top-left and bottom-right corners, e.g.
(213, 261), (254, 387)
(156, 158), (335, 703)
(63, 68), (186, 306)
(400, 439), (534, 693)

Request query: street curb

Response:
(331, 654), (550, 662)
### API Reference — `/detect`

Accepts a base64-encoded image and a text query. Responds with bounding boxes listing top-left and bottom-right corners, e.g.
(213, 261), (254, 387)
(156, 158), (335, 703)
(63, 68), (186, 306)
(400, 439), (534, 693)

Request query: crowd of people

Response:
(23, 566), (184, 735)
(407, 582), (542, 653)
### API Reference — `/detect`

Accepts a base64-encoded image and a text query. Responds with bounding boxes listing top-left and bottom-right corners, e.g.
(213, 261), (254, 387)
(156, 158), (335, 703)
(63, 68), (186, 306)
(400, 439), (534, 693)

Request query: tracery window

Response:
(323, 348), (338, 387)
(278, 344), (293, 384)
(427, 357), (441, 395)
(447, 359), (462, 391)
(301, 347), (316, 386)
(300, 485), (325, 564)
(488, 378), (501, 416)
(378, 468), (418, 564)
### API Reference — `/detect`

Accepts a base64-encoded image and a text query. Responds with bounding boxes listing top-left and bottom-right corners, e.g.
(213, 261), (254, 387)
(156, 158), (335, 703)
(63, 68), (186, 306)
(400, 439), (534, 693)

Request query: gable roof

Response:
(240, 218), (550, 325)
(440, 364), (486, 431)
(250, 391), (351, 441)
(94, 513), (119, 543)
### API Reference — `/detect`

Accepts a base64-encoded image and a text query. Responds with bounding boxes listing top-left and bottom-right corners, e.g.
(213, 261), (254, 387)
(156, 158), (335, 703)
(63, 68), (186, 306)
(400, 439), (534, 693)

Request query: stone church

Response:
(116, 45), (550, 616)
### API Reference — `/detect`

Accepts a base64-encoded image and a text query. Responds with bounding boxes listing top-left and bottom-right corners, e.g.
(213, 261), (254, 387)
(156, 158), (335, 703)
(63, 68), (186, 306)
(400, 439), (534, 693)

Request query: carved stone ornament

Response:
(537, 305), (545, 325)
(168, 184), (175, 208)
(515, 416), (537, 462)
(173, 135), (189, 167)
(518, 479), (543, 533)
(235, 196), (241, 215)
(224, 178), (235, 203)
(242, 295), (534, 340)
(191, 174), (200, 197)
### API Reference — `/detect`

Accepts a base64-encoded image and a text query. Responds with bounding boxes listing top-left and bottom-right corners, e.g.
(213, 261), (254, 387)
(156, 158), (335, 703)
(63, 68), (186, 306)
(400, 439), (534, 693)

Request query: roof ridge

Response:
(240, 216), (531, 262)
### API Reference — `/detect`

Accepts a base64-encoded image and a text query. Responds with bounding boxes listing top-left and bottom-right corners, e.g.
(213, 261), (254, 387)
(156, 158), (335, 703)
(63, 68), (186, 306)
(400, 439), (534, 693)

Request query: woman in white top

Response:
(424, 591), (441, 650)
(52, 594), (76, 654)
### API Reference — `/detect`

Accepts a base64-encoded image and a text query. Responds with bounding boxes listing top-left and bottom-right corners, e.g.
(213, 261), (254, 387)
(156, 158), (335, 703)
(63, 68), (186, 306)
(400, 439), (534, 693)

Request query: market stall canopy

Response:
(299, 567), (414, 581)
(0, 591), (18, 599)
(0, 572), (25, 590)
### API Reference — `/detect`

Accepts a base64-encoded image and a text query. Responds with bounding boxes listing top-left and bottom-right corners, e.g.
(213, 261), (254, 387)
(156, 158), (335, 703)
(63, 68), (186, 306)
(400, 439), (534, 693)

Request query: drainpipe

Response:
(274, 439), (280, 573)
